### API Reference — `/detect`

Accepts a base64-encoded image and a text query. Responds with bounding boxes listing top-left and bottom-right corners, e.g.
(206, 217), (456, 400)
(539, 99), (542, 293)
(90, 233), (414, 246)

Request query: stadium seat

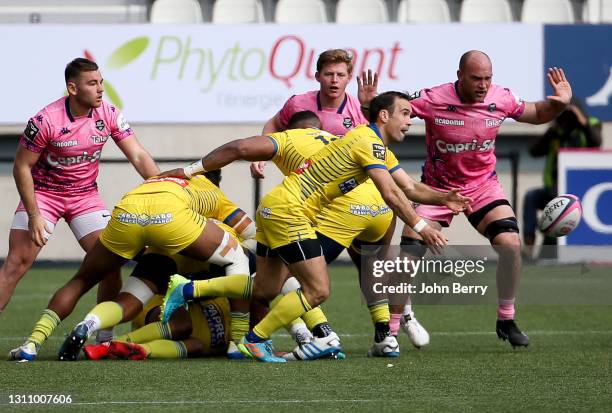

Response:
(275, 0), (328, 23)
(460, 0), (513, 22)
(212, 0), (265, 23)
(583, 0), (612, 23)
(150, 0), (203, 23)
(336, 0), (389, 23)
(397, 0), (451, 23)
(0, 0), (147, 23)
(521, 0), (575, 23)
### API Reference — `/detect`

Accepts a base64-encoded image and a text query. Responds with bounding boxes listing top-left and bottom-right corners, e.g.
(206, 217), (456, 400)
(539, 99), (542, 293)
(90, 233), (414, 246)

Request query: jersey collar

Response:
(316, 92), (348, 114)
(453, 81), (466, 103)
(65, 97), (93, 122)
(368, 123), (384, 141)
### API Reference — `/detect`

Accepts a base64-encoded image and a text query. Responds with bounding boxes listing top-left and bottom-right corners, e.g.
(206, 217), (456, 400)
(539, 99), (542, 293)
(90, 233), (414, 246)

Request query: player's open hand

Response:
(419, 225), (448, 255)
(156, 168), (188, 179)
(546, 67), (572, 107)
(357, 69), (379, 105)
(28, 214), (49, 247)
(443, 188), (473, 215)
(250, 161), (266, 179)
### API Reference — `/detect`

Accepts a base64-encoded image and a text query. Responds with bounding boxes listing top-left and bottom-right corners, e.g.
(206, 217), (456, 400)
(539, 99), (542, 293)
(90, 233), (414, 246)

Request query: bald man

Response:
(384, 50), (572, 348)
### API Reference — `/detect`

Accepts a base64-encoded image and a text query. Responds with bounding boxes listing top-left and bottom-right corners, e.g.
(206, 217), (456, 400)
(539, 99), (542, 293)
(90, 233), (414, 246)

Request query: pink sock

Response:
(497, 298), (515, 320)
(389, 313), (402, 336)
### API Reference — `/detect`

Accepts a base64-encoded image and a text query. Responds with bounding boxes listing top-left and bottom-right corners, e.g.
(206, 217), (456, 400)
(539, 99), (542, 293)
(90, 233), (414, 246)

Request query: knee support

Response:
(209, 230), (250, 275)
(483, 217), (519, 240)
(400, 236), (428, 257)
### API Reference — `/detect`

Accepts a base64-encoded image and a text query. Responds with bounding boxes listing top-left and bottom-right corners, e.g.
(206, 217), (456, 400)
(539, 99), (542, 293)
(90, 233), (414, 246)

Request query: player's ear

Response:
(66, 80), (78, 96)
(315, 71), (320, 82)
(379, 109), (389, 123)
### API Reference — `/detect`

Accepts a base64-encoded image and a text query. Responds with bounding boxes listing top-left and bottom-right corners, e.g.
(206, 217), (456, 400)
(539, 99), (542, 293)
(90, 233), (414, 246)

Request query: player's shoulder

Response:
(36, 96), (68, 125)
(488, 84), (524, 108)
(287, 90), (318, 105)
(96, 99), (121, 118)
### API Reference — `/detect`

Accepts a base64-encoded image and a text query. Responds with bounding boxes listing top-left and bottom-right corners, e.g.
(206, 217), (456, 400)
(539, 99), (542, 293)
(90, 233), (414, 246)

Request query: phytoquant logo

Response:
(82, 37), (150, 109)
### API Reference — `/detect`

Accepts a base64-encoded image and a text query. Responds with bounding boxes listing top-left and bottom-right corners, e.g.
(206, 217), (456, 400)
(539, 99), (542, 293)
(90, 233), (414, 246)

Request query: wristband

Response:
(183, 160), (205, 178)
(412, 219), (427, 233)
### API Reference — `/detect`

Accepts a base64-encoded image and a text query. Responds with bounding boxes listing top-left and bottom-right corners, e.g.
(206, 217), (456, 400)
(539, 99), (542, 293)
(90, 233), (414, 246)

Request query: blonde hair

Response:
(316, 49), (353, 74)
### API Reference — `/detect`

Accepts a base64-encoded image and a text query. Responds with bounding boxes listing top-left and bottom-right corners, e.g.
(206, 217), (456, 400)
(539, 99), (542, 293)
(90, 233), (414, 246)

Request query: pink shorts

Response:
(415, 178), (509, 227)
(13, 189), (109, 240)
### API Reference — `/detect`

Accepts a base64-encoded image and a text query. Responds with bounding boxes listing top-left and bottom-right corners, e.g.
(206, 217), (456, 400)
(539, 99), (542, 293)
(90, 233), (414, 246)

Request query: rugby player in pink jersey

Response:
(394, 50), (572, 347)
(0, 58), (159, 329)
(252, 48), (374, 177)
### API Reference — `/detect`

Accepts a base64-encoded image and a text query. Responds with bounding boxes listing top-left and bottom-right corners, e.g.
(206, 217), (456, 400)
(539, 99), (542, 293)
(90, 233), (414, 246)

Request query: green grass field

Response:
(0, 263), (611, 412)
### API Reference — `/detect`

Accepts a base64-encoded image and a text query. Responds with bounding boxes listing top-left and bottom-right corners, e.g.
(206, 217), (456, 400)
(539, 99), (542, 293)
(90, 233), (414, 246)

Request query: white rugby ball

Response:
(538, 194), (582, 237)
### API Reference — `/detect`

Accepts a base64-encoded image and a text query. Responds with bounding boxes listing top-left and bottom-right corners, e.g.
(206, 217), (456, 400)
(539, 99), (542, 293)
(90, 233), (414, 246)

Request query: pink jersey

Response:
(277, 90), (367, 136)
(410, 82), (525, 190)
(20, 97), (133, 195)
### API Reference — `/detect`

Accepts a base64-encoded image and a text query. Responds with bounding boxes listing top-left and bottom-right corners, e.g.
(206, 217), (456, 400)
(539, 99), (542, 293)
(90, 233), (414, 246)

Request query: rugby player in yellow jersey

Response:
(160, 92), (472, 362)
(8, 172), (255, 362)
(83, 295), (233, 360)
(265, 108), (429, 357)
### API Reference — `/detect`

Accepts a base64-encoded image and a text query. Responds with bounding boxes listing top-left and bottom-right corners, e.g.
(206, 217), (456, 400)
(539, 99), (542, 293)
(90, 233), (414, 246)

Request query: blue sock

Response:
(182, 282), (194, 300)
(246, 330), (265, 343)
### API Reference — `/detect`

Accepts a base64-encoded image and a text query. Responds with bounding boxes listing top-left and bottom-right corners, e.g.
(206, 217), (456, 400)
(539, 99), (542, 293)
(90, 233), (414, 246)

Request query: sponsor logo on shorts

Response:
(339, 177), (358, 194)
(50, 139), (78, 148)
(202, 302), (226, 348)
(349, 204), (391, 217)
(90, 135), (110, 144)
(116, 212), (173, 226)
(46, 150), (102, 167)
(95, 119), (105, 131)
(372, 143), (386, 160)
(434, 117), (465, 127)
(435, 139), (495, 154)
(485, 118), (503, 128)
(259, 207), (271, 219)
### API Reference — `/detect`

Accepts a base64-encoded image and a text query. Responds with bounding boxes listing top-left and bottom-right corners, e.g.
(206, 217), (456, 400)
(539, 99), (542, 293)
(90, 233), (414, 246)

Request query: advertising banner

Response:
(0, 24), (543, 124)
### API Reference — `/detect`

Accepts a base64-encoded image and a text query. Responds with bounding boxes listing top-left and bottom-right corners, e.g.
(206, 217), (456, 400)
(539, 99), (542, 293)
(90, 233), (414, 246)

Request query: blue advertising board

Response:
(545, 25), (612, 121)
(558, 150), (612, 246)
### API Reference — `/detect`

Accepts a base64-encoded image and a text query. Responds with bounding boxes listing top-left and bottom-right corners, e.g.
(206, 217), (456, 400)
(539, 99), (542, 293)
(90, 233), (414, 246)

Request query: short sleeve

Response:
(267, 131), (286, 161)
(504, 88), (526, 120)
(19, 111), (51, 153)
(352, 135), (387, 171)
(386, 149), (401, 173)
(108, 105), (134, 143)
(216, 191), (241, 224)
(407, 89), (429, 120)
(277, 96), (297, 129)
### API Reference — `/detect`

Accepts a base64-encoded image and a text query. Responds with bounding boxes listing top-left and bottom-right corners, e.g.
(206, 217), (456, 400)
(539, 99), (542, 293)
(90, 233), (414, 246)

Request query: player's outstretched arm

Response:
(116, 135), (160, 179)
(390, 169), (472, 214)
(367, 168), (447, 248)
(157, 136), (277, 179)
(518, 67), (572, 125)
(13, 146), (49, 247)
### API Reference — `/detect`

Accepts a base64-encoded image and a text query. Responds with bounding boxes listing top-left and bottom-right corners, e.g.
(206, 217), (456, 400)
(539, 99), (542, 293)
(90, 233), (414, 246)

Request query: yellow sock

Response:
(368, 301), (390, 324)
(87, 301), (123, 330)
(27, 309), (60, 349)
(270, 295), (305, 332)
(140, 340), (188, 359)
(302, 306), (328, 330)
(194, 275), (252, 300)
(230, 312), (250, 343)
(253, 290), (312, 339)
(115, 322), (173, 344)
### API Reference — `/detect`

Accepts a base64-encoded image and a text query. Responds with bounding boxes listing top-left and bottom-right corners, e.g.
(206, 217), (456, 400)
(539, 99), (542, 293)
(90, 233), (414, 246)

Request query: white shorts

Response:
(11, 210), (111, 241)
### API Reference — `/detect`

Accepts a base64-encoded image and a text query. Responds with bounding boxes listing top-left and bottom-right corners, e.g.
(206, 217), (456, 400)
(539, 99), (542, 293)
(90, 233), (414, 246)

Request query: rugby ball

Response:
(538, 194), (582, 237)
